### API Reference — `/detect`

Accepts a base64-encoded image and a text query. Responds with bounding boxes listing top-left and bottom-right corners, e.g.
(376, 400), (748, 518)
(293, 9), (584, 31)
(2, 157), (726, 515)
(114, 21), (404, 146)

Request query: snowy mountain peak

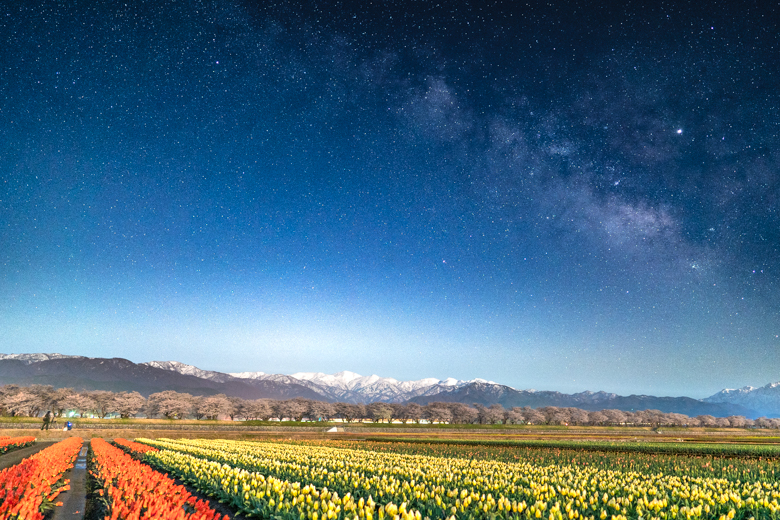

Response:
(333, 371), (363, 383)
(290, 371), (361, 390)
(705, 381), (780, 416)
(131, 360), (516, 404)
(143, 360), (235, 383)
(0, 353), (83, 364)
(711, 386), (756, 397)
(228, 371), (266, 380)
(145, 360), (200, 375)
(471, 378), (499, 385)
(238, 370), (479, 403)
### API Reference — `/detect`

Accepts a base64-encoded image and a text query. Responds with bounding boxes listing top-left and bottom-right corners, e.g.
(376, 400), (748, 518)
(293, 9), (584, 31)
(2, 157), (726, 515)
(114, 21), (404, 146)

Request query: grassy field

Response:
(4, 417), (780, 447)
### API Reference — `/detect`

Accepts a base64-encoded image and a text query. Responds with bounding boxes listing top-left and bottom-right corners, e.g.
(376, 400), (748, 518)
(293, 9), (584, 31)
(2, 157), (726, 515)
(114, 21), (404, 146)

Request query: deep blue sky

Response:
(1, 0), (778, 398)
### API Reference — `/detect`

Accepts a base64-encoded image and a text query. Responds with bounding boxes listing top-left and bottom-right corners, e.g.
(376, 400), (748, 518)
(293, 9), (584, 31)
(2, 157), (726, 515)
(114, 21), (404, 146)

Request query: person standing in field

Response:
(41, 410), (52, 430)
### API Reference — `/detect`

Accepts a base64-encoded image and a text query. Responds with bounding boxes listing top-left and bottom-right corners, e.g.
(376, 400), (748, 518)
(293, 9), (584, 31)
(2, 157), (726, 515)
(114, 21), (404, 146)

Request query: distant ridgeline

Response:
(0, 353), (775, 419)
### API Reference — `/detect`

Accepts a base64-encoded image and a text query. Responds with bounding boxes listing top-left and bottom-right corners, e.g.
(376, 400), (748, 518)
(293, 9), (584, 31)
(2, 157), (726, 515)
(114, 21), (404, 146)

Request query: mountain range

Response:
(704, 383), (780, 417)
(0, 353), (775, 418)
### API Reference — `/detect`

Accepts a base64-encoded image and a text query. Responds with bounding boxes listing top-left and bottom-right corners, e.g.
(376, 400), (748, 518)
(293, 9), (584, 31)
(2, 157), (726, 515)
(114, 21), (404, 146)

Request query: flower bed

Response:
(89, 438), (227, 520)
(139, 437), (780, 520)
(0, 436), (81, 520)
(140, 447), (386, 520)
(0, 436), (35, 455)
(113, 437), (159, 455)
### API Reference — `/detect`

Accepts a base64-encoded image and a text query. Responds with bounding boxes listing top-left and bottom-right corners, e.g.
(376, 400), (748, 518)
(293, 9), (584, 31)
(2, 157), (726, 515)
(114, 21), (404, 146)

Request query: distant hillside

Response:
(0, 353), (772, 418)
(0, 357), (326, 400)
(408, 381), (759, 418)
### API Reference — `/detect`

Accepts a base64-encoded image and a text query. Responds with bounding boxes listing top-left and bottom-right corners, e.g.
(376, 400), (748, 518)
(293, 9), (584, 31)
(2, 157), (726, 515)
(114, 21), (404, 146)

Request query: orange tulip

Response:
(113, 438), (159, 455)
(90, 439), (227, 520)
(0, 436), (82, 520)
(0, 436), (36, 455)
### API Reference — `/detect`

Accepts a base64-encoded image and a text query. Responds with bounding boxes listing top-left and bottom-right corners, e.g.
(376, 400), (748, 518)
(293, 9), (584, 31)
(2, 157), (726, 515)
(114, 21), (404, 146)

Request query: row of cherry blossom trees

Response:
(1, 385), (776, 428)
(0, 385), (146, 419)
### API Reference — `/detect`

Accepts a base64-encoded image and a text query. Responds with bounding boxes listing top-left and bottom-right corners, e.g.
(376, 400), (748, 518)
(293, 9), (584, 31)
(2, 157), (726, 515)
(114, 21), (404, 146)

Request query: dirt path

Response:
(51, 440), (89, 520)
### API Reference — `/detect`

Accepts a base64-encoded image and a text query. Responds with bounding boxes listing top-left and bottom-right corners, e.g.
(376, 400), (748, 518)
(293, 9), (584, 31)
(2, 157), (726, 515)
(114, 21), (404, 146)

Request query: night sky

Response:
(2, 0), (779, 398)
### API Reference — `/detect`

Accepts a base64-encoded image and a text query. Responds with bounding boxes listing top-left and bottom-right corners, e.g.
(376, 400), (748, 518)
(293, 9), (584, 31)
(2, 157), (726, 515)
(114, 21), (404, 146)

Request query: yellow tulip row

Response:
(141, 447), (442, 520)
(136, 438), (780, 520)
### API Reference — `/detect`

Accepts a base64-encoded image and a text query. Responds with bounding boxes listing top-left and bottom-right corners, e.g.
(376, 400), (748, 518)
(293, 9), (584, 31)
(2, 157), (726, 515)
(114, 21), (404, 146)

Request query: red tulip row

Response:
(90, 438), (228, 520)
(0, 436), (36, 455)
(113, 437), (159, 455)
(0, 436), (82, 520)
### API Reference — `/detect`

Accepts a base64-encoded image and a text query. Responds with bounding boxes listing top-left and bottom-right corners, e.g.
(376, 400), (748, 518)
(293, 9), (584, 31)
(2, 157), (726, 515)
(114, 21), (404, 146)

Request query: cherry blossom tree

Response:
(449, 403), (478, 424)
(146, 391), (194, 419)
(424, 403), (453, 424)
(88, 390), (116, 419)
(109, 391), (146, 418)
(242, 399), (273, 420)
(197, 394), (233, 420)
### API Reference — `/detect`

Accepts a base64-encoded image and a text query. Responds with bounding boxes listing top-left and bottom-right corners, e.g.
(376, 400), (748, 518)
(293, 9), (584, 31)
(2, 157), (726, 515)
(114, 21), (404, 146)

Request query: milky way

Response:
(1, 0), (778, 397)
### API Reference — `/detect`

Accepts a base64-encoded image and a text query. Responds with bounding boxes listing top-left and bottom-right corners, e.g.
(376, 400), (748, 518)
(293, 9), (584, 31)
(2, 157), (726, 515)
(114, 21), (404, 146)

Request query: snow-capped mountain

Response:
(142, 360), (237, 383)
(285, 371), (454, 402)
(278, 371), (482, 403)
(0, 354), (484, 403)
(217, 367), (484, 403)
(0, 353), (83, 364)
(229, 371), (266, 379)
(0, 355), (326, 400)
(705, 382), (780, 416)
(706, 386), (758, 401)
(224, 369), (479, 403)
(229, 372), (346, 400)
(0, 353), (768, 417)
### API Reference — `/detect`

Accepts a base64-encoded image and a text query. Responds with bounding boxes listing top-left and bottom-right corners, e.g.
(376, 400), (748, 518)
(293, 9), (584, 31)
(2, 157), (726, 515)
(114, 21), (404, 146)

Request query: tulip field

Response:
(4, 434), (780, 520)
(131, 437), (780, 520)
(114, 437), (160, 455)
(89, 438), (228, 520)
(0, 436), (35, 455)
(0, 436), (81, 520)
(299, 439), (780, 482)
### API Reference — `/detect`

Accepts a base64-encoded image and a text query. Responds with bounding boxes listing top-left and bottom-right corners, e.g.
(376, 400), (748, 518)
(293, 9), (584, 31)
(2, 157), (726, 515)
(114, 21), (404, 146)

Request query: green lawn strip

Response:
(3, 417), (779, 438)
(366, 436), (780, 458)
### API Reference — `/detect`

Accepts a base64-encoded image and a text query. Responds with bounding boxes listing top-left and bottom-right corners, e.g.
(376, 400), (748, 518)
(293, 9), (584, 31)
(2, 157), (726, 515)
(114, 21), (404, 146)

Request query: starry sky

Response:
(1, 0), (779, 398)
